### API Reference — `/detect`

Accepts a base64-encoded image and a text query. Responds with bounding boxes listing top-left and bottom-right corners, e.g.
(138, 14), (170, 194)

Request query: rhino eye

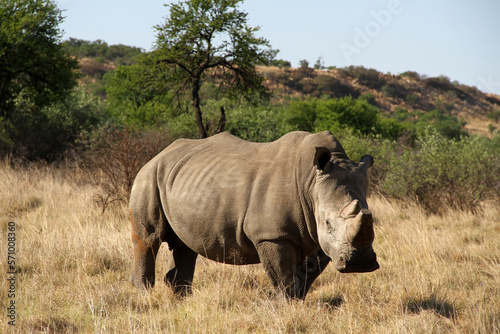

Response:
(325, 220), (335, 233)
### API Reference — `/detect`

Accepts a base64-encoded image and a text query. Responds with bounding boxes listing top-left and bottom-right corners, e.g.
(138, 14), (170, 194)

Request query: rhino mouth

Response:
(335, 247), (379, 273)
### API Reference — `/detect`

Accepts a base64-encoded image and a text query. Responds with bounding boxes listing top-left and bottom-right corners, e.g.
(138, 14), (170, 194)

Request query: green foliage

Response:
(269, 59), (291, 68)
(152, 0), (274, 138)
(336, 132), (399, 191)
(389, 107), (466, 140)
(400, 71), (422, 81)
(0, 0), (79, 118)
(313, 57), (325, 70)
(424, 75), (457, 93)
(225, 103), (284, 142)
(358, 93), (376, 106)
(281, 99), (319, 133)
(339, 66), (386, 89)
(104, 58), (176, 129)
(312, 75), (358, 99)
(487, 110), (500, 122)
(382, 130), (500, 214)
(405, 93), (419, 105)
(281, 97), (403, 139)
(62, 38), (143, 65)
(0, 86), (106, 160)
(315, 97), (380, 135)
(381, 84), (397, 97)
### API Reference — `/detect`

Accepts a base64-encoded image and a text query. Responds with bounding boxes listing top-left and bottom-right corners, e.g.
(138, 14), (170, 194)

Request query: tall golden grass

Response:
(1, 161), (499, 333)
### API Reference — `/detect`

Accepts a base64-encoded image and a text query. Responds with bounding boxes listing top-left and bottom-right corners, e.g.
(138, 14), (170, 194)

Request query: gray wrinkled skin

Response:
(129, 131), (378, 299)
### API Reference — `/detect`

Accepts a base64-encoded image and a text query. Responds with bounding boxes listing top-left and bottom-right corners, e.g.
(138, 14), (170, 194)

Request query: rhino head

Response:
(313, 147), (379, 273)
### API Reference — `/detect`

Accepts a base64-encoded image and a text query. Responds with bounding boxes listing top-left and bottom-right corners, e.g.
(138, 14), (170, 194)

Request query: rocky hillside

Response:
(259, 65), (500, 136)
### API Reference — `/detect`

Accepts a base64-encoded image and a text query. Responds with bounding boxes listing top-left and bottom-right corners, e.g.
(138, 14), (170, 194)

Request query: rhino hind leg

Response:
(130, 233), (161, 289)
(129, 178), (168, 290)
(164, 242), (198, 296)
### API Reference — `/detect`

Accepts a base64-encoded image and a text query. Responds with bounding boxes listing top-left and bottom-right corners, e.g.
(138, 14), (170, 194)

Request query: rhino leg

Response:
(129, 176), (168, 290)
(130, 225), (161, 289)
(255, 241), (305, 299)
(164, 243), (198, 296)
(294, 249), (331, 298)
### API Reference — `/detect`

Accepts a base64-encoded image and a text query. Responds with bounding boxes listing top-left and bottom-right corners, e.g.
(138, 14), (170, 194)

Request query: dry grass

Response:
(1, 161), (499, 333)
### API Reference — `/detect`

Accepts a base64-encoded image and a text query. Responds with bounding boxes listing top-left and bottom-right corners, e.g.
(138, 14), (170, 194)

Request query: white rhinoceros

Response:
(129, 131), (378, 298)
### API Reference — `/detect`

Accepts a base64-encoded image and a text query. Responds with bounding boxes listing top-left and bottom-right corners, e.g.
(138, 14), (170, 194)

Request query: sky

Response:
(57, 0), (500, 95)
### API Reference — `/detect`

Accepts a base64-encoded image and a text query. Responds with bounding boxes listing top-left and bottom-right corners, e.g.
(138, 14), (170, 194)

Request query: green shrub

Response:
(400, 71), (422, 81)
(339, 66), (386, 89)
(0, 85), (106, 160)
(487, 110), (500, 122)
(225, 104), (284, 142)
(405, 93), (419, 105)
(382, 130), (500, 214)
(281, 97), (403, 139)
(104, 61), (175, 129)
(358, 93), (376, 106)
(381, 84), (397, 97)
(336, 131), (399, 192)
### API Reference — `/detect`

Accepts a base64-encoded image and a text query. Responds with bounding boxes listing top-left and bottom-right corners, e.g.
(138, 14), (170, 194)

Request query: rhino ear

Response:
(359, 155), (374, 171)
(314, 147), (331, 171)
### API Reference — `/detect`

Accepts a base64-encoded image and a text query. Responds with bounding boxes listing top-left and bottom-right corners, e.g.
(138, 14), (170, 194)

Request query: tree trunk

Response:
(217, 106), (226, 133)
(192, 78), (207, 139)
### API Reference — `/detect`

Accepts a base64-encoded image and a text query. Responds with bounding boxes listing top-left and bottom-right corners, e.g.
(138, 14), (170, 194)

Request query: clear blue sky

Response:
(57, 0), (500, 95)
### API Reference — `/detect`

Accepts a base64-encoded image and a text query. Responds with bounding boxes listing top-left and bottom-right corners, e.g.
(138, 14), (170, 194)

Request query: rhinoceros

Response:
(129, 131), (378, 299)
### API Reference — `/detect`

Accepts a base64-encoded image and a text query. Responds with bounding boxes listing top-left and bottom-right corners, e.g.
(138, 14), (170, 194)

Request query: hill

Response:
(65, 39), (500, 137)
(259, 65), (500, 137)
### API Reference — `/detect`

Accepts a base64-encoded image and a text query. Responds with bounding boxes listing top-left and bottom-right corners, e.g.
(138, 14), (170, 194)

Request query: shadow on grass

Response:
(319, 294), (344, 309)
(404, 295), (456, 319)
(30, 318), (77, 333)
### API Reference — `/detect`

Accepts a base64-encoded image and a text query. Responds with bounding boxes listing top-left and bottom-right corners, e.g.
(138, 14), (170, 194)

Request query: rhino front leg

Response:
(164, 244), (198, 296)
(294, 248), (331, 298)
(255, 241), (303, 299)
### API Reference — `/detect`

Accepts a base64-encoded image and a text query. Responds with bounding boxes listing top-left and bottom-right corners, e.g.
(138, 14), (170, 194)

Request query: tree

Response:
(152, 0), (274, 138)
(0, 0), (81, 158)
(0, 0), (79, 118)
(104, 60), (176, 128)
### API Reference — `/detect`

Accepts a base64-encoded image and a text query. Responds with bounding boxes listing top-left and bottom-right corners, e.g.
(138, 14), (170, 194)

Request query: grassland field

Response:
(0, 161), (499, 333)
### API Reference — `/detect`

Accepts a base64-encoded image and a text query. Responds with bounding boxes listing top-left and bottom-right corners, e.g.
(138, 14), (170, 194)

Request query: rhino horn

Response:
(341, 199), (361, 218)
(348, 209), (375, 245)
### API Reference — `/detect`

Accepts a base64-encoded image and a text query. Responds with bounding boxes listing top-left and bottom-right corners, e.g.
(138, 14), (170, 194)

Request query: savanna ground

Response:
(0, 160), (499, 333)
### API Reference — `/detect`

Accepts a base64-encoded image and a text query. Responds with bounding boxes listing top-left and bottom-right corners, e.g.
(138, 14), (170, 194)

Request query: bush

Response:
(339, 66), (386, 89)
(281, 97), (403, 139)
(424, 75), (454, 91)
(358, 93), (376, 106)
(104, 61), (175, 128)
(487, 110), (500, 122)
(382, 130), (500, 214)
(85, 125), (173, 211)
(315, 97), (380, 135)
(269, 59), (291, 68)
(381, 84), (397, 97)
(313, 75), (359, 98)
(225, 104), (284, 142)
(401, 71), (422, 81)
(335, 131), (399, 193)
(0, 85), (106, 160)
(405, 94), (419, 105)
